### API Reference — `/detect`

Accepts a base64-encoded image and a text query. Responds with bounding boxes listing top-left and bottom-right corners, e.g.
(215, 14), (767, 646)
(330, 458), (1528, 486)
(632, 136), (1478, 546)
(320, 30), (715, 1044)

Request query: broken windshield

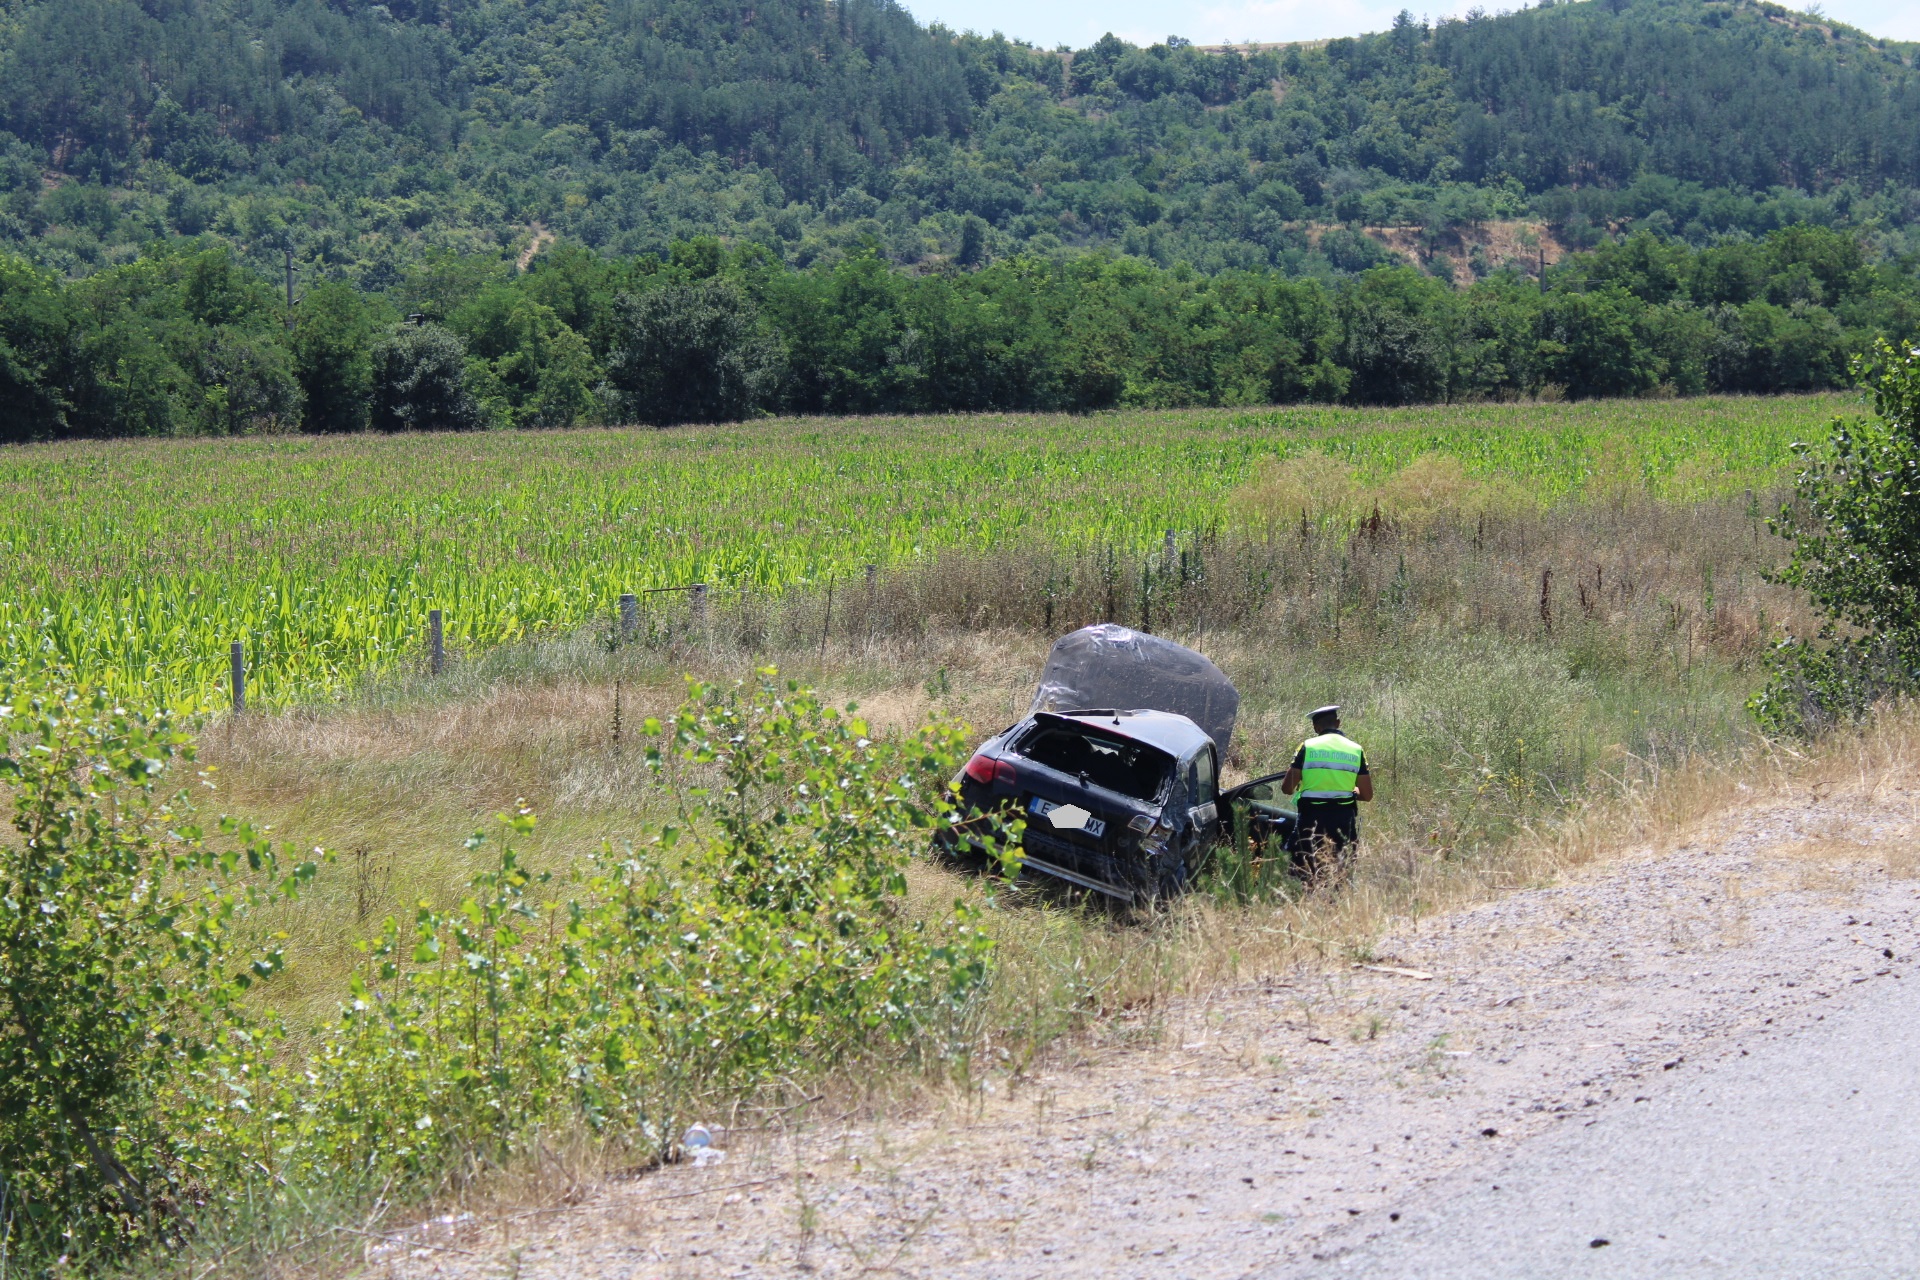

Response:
(1016, 722), (1175, 802)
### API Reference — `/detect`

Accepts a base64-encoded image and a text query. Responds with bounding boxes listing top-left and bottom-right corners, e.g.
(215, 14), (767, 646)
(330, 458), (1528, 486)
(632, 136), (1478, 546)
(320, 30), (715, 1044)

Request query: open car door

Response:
(1219, 772), (1296, 854)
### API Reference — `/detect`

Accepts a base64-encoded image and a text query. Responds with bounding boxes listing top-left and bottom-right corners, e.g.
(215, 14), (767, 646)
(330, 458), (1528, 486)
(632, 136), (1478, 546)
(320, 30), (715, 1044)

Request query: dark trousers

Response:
(1293, 801), (1358, 877)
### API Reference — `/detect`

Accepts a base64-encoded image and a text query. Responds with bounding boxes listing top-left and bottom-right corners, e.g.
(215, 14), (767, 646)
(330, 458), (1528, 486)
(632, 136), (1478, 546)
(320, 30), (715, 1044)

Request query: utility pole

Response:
(283, 240), (302, 327)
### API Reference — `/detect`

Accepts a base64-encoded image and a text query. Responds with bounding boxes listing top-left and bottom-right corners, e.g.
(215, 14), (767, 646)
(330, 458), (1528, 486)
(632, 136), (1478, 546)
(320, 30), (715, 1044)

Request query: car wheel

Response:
(1152, 853), (1190, 901)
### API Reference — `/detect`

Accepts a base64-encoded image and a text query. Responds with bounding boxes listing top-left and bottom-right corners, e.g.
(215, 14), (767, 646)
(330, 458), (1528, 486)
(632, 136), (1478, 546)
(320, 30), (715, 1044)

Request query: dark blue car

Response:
(942, 626), (1295, 903)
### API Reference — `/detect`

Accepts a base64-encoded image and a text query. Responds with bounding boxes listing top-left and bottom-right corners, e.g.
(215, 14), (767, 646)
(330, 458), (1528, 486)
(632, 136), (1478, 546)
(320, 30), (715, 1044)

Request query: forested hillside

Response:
(2, 0), (1917, 282)
(4, 0), (1920, 436)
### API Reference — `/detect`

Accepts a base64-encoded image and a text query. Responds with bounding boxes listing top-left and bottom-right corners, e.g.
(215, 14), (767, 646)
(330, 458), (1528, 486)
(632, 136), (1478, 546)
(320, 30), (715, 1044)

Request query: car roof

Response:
(1036, 708), (1214, 759)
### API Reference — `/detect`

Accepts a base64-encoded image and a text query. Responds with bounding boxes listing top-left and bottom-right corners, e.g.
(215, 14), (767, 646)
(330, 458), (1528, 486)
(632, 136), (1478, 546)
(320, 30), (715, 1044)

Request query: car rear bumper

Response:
(1017, 850), (1140, 902)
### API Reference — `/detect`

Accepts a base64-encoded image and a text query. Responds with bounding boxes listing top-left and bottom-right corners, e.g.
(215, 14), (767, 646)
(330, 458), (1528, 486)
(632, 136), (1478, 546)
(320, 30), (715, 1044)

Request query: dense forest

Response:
(4, 223), (1914, 436)
(3, 0), (1920, 434)
(2, 0), (1918, 283)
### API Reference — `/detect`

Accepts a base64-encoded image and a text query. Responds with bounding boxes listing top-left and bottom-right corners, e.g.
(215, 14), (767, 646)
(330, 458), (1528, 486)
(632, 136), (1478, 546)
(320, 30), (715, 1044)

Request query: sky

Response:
(897, 0), (1920, 50)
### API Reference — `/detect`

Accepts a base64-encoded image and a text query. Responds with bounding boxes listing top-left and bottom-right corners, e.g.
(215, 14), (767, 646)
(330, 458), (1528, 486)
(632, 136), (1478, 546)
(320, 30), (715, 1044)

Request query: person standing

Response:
(1280, 704), (1372, 877)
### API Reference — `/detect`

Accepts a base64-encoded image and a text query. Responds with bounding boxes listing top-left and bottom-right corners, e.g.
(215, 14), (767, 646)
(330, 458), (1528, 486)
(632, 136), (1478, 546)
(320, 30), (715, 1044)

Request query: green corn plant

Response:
(0, 397), (1825, 708)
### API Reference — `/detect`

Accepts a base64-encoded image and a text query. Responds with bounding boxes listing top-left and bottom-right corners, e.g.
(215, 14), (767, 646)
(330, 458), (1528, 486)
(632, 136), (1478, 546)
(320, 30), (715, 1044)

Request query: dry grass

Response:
(1082, 699), (1920, 1017)
(155, 701), (1920, 1280)
(636, 488), (1810, 671)
(203, 490), (1804, 1047)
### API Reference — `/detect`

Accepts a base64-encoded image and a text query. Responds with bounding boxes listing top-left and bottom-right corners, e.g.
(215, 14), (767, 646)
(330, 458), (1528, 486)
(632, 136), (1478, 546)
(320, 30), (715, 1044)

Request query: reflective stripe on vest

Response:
(1299, 732), (1363, 802)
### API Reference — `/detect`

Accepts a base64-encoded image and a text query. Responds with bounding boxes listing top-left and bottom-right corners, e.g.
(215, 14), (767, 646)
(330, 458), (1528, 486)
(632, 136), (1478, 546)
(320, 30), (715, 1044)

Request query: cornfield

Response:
(5, 394), (1846, 708)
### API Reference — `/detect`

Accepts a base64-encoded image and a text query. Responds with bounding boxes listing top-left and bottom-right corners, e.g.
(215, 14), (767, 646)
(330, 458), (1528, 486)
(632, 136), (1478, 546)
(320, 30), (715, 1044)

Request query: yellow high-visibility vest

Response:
(1298, 732), (1364, 802)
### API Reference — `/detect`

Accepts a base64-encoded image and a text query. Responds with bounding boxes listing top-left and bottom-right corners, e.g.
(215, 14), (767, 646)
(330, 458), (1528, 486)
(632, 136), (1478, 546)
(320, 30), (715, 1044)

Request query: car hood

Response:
(1028, 624), (1239, 757)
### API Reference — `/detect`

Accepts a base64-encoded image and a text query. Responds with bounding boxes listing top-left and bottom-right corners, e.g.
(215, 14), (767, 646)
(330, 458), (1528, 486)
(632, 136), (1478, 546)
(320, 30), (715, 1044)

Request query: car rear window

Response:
(1016, 723), (1175, 802)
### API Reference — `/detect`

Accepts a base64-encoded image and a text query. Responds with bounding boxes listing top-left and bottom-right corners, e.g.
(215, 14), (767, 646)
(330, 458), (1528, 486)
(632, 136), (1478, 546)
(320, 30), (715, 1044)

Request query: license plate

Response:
(1029, 796), (1105, 838)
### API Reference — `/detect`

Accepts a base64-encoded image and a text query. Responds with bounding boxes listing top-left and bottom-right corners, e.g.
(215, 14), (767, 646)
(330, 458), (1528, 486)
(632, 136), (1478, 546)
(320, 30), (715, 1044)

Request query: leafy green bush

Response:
(0, 670), (992, 1267)
(1754, 341), (1920, 734)
(0, 675), (311, 1260)
(253, 673), (989, 1190)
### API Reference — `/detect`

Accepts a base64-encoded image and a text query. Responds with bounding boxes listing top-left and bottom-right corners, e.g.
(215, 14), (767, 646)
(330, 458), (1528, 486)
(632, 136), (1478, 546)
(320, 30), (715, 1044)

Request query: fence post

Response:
(691, 583), (708, 630)
(821, 575), (835, 659)
(429, 609), (444, 675)
(619, 592), (638, 641)
(1164, 528), (1176, 570)
(863, 563), (878, 647)
(230, 641), (245, 713)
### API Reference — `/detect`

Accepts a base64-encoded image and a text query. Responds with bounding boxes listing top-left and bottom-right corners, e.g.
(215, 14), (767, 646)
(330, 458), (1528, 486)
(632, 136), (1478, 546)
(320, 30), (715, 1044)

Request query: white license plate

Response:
(1029, 796), (1105, 838)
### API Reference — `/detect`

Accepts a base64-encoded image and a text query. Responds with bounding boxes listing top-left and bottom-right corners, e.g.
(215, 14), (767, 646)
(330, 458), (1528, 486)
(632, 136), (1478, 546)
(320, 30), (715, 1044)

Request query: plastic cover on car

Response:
(1029, 624), (1240, 756)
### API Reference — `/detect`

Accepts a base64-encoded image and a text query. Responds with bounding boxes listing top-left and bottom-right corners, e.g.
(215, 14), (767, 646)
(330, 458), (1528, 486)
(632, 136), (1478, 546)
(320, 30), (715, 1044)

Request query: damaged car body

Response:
(943, 624), (1296, 903)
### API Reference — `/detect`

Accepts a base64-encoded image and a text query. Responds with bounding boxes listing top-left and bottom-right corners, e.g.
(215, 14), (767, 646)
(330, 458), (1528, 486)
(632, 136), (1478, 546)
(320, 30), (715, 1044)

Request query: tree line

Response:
(2, 223), (1914, 438)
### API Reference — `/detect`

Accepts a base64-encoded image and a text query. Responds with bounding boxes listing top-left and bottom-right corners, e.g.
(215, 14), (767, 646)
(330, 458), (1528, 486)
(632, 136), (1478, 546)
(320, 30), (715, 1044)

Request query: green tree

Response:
(957, 215), (987, 267)
(65, 316), (191, 438)
(368, 323), (485, 432)
(1336, 266), (1454, 404)
(606, 281), (784, 426)
(450, 286), (600, 428)
(0, 254), (70, 440)
(292, 281), (384, 434)
(191, 329), (302, 435)
(1538, 288), (1658, 399)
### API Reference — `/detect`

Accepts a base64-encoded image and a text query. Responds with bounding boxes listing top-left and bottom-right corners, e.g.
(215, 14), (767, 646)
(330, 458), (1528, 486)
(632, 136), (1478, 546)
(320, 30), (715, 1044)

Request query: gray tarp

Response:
(1029, 624), (1240, 757)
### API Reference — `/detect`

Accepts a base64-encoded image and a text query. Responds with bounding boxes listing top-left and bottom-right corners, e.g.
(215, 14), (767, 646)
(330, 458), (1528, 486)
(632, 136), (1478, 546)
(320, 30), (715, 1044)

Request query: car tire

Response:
(1151, 853), (1190, 901)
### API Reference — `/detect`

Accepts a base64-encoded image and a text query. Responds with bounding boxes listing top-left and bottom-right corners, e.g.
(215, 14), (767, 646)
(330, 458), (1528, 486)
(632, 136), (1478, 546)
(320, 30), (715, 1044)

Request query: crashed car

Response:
(943, 624), (1298, 902)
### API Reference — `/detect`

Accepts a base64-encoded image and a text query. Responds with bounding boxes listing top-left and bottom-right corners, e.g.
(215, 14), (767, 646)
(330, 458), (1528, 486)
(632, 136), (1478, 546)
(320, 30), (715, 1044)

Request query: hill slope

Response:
(2, 0), (1917, 281)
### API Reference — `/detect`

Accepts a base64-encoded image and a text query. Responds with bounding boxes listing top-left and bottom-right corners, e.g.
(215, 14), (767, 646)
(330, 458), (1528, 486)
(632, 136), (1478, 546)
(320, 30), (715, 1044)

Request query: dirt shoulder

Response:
(383, 777), (1920, 1280)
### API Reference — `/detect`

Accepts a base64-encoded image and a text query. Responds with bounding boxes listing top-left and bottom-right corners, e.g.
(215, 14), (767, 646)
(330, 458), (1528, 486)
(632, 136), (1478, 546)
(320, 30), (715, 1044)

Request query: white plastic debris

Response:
(682, 1123), (726, 1167)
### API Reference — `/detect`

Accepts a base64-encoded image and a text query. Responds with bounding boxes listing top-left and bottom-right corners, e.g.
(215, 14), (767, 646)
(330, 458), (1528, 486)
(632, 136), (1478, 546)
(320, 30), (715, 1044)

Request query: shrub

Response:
(2, 672), (993, 1262)
(1754, 341), (1920, 734)
(0, 676), (311, 1261)
(263, 673), (990, 1188)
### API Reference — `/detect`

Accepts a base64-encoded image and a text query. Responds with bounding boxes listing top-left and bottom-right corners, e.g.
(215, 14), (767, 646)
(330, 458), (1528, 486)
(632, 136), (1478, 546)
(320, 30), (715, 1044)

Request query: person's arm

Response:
(1355, 754), (1373, 801)
(1281, 766), (1302, 796)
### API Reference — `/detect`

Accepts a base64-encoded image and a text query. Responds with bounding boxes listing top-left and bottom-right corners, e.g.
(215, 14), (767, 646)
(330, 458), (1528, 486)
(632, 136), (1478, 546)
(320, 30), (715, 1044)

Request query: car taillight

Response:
(963, 753), (1016, 786)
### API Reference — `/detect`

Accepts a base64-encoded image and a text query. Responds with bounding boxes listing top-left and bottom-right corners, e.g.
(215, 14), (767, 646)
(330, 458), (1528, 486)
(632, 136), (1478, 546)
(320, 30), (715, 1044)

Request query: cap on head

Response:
(1310, 704), (1341, 728)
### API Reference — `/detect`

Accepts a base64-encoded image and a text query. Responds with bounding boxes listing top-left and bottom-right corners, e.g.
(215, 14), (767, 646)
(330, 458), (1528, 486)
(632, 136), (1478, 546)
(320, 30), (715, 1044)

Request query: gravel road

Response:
(1281, 938), (1920, 1278)
(381, 780), (1920, 1280)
